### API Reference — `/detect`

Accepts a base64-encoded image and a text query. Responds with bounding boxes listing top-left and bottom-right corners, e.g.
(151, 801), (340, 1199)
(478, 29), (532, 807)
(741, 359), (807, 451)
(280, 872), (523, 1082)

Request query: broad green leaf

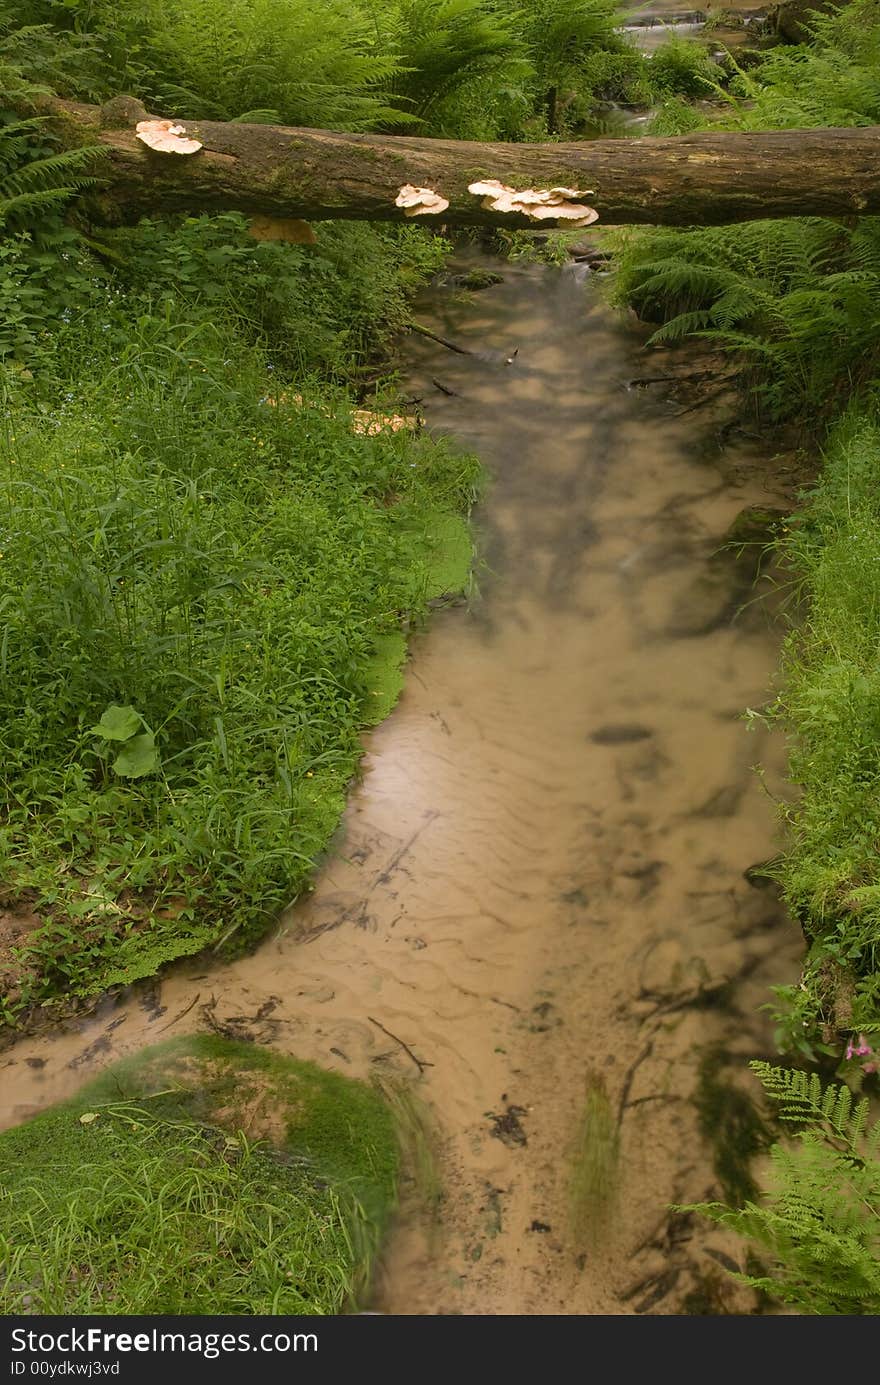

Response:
(90, 704), (142, 742)
(112, 732), (159, 779)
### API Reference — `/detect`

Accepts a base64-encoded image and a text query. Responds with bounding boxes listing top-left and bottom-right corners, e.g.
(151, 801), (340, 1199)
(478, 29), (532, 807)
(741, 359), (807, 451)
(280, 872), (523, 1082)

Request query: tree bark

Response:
(55, 99), (880, 229)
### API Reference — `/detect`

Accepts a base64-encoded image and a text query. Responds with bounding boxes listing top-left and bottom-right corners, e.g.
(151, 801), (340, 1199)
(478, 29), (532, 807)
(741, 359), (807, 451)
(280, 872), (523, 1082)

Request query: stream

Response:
(0, 254), (803, 1315)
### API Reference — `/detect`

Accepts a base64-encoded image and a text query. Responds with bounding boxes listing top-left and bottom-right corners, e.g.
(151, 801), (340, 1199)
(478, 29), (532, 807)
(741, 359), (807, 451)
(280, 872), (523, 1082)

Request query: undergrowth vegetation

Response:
(614, 1), (880, 425)
(2, 0), (649, 141)
(0, 2), (492, 1023)
(0, 1036), (399, 1313)
(614, 216), (880, 422)
(767, 406), (880, 1042)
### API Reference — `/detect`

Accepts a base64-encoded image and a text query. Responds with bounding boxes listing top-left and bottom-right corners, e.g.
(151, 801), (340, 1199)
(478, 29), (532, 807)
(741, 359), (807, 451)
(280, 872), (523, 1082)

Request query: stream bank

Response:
(1, 253), (803, 1314)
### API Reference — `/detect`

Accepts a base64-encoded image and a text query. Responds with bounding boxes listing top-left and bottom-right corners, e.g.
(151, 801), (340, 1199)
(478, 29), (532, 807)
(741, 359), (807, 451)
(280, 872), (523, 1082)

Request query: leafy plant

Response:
(0, 7), (109, 102)
(106, 213), (450, 379)
(685, 1062), (880, 1314)
(502, 0), (632, 133)
(612, 0), (880, 420)
(76, 0), (409, 128)
(0, 118), (98, 231)
(0, 92), (104, 360)
(90, 704), (159, 779)
(647, 34), (724, 100)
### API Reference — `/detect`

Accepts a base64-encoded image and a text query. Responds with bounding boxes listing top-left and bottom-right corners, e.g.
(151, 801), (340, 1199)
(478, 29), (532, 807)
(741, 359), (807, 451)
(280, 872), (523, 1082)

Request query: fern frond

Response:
(646, 308), (714, 344)
(1, 146), (101, 201)
(750, 1061), (877, 1152)
(0, 187), (81, 224)
(683, 1063), (880, 1313)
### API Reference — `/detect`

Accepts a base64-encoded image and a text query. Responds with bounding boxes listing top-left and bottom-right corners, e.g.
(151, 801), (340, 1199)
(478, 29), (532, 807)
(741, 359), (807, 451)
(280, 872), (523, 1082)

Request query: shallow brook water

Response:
(1, 256), (803, 1314)
(621, 0), (769, 55)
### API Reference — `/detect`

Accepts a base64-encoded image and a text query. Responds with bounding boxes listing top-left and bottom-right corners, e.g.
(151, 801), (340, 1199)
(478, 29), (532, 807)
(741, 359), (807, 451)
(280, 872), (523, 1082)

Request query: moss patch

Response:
(361, 508), (473, 727)
(423, 510), (474, 598)
(0, 1037), (398, 1315)
(361, 632), (408, 727)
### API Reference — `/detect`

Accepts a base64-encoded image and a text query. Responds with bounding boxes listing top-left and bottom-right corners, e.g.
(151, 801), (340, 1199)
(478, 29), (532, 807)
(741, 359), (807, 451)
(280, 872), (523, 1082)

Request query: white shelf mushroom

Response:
(395, 184), (450, 217)
(136, 119), (203, 155)
(468, 178), (598, 228)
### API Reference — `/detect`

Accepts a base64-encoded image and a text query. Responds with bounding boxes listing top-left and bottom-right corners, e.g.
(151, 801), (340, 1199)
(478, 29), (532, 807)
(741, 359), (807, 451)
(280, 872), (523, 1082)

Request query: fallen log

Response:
(51, 98), (880, 229)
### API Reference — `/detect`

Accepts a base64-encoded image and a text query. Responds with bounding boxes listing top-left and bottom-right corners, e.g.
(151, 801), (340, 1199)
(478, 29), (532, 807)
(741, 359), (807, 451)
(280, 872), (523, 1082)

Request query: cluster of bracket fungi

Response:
(396, 178), (599, 227)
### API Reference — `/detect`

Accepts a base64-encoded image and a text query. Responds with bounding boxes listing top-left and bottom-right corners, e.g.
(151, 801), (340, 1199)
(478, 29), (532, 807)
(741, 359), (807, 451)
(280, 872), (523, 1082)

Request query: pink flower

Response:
(846, 1033), (873, 1060)
(862, 1062), (878, 1075)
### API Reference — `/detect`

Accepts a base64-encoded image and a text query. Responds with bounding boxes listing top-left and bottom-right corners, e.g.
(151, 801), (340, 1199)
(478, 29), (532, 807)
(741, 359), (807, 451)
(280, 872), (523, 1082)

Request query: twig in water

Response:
(156, 991), (201, 1034)
(622, 1093), (685, 1113)
(408, 321), (474, 356)
(368, 1016), (433, 1074)
(374, 812), (438, 888)
(616, 1040), (654, 1127)
(431, 378), (458, 396)
(625, 370), (719, 389)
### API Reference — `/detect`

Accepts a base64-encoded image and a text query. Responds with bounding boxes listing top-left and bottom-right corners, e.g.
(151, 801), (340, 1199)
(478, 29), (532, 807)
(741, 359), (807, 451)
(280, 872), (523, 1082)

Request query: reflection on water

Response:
(0, 255), (802, 1315)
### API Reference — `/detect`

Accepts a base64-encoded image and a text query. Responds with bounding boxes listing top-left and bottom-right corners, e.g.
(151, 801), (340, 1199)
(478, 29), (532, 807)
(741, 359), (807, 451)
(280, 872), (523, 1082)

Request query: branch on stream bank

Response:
(48, 98), (880, 229)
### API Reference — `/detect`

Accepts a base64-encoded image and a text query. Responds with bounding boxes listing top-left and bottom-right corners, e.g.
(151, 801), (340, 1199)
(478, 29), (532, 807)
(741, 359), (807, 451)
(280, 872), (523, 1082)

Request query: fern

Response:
(0, 106), (104, 359)
(107, 0), (411, 130)
(614, 217), (880, 420)
(378, 0), (527, 131)
(506, 0), (624, 87)
(751, 1063), (875, 1145)
(0, 11), (108, 102)
(500, 0), (628, 132)
(0, 116), (100, 234)
(685, 1063), (880, 1314)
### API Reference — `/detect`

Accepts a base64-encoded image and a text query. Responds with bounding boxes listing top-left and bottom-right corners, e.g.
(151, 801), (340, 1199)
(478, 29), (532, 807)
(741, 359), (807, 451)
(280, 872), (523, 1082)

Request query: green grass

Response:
(0, 213), (480, 1028)
(0, 1036), (399, 1314)
(765, 405), (880, 1046)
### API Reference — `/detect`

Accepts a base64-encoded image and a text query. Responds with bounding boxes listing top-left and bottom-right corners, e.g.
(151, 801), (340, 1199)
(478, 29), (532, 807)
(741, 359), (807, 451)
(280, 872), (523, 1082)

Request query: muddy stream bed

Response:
(1, 255), (803, 1314)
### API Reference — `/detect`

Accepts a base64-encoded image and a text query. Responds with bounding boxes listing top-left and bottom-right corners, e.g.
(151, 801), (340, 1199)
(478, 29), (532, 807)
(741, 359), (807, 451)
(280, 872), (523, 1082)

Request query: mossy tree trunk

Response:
(55, 98), (880, 229)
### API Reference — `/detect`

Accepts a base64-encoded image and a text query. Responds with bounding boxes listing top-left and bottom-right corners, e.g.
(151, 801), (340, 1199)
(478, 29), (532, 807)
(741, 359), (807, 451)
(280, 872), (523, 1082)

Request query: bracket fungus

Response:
(135, 119), (203, 155)
(468, 179), (599, 227)
(395, 184), (450, 217)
